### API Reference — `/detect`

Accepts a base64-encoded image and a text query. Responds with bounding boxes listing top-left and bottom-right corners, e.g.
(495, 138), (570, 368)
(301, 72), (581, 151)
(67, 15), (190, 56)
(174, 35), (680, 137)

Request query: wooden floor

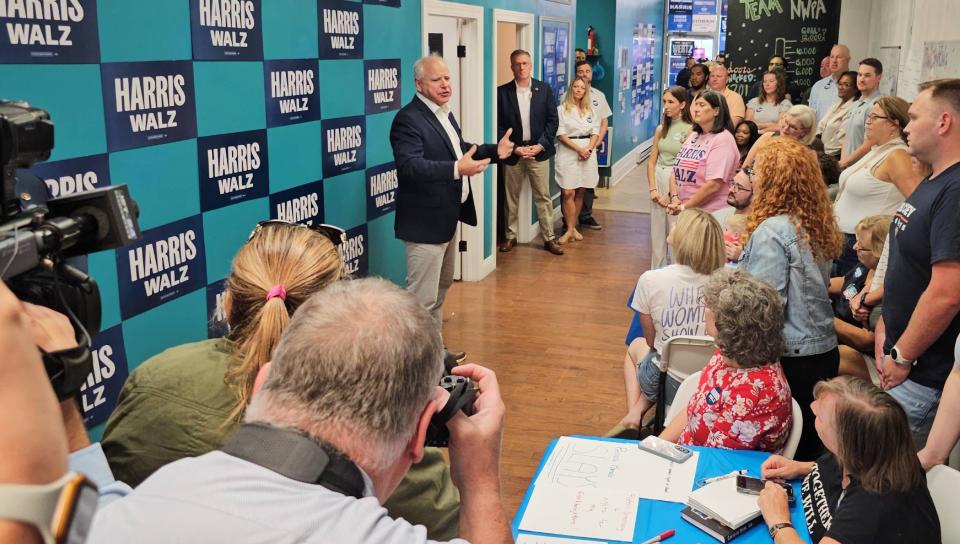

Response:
(442, 207), (651, 519)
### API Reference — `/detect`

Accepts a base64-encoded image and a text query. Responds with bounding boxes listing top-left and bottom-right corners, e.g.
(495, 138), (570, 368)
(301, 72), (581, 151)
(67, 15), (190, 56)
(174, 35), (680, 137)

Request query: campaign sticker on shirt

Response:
(116, 215), (208, 320)
(322, 116), (366, 177)
(366, 161), (397, 221)
(100, 61), (198, 152)
(317, 0), (363, 60)
(206, 278), (229, 339)
(79, 324), (128, 427)
(269, 180), (324, 225)
(197, 129), (270, 211)
(27, 154), (111, 198)
(339, 223), (368, 277)
(364, 59), (401, 114)
(0, 0), (100, 63)
(263, 59), (321, 127)
(705, 386), (722, 405)
(189, 0), (263, 60)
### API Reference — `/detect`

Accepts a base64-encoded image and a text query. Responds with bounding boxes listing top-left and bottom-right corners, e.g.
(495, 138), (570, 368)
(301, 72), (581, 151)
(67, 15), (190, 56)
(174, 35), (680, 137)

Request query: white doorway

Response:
(422, 1), (485, 281)
(492, 10), (536, 247)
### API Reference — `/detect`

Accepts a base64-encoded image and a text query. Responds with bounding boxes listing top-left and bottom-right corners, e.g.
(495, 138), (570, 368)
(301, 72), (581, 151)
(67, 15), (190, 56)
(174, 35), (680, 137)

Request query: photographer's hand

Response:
(447, 363), (510, 544)
(0, 282), (69, 544)
(22, 303), (90, 451)
(22, 302), (79, 352)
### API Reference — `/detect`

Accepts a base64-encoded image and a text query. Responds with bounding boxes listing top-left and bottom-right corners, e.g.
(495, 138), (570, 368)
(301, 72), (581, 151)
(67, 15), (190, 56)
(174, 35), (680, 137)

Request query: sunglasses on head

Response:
(247, 219), (347, 247)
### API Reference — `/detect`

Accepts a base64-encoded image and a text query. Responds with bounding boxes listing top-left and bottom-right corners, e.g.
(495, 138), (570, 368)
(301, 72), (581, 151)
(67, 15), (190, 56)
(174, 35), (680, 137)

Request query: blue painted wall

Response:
(1, 0), (584, 439)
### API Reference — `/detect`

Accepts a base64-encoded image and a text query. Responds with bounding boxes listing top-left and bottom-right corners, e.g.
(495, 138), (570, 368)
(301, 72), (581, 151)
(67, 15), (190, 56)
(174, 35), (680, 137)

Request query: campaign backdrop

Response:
(1, 0), (581, 437)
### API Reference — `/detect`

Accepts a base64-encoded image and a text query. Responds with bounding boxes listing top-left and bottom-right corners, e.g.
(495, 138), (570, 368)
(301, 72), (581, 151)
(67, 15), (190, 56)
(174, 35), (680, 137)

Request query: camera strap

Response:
(221, 422), (365, 499)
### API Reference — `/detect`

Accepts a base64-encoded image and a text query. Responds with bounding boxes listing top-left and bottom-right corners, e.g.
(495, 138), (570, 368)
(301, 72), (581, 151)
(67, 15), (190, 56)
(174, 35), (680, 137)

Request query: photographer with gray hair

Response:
(88, 278), (511, 544)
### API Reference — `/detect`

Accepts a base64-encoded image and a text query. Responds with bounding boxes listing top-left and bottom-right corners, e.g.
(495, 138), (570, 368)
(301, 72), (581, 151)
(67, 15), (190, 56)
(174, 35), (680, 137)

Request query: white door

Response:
(427, 14), (467, 280)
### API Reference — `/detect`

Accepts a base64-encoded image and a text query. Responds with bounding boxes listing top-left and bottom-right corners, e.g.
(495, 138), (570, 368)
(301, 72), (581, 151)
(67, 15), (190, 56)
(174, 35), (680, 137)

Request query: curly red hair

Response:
(745, 137), (843, 261)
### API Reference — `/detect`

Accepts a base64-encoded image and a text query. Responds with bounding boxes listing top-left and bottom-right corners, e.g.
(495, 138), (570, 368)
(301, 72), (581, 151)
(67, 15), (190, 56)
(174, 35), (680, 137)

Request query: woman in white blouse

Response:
(818, 71), (858, 158)
(555, 77), (600, 245)
(833, 96), (923, 275)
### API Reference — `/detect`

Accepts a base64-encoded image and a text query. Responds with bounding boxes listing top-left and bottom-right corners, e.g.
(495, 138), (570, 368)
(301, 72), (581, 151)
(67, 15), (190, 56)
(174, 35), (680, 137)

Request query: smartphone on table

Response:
(736, 475), (795, 503)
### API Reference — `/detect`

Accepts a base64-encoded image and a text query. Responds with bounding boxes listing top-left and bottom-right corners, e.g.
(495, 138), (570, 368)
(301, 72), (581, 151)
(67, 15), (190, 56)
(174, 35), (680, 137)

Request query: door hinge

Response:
(458, 240), (467, 252)
(457, 45), (466, 58)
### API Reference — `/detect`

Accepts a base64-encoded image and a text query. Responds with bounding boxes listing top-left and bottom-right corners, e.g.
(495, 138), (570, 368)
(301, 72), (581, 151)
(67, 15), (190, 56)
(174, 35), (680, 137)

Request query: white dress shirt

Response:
(515, 82), (532, 141)
(417, 92), (469, 203)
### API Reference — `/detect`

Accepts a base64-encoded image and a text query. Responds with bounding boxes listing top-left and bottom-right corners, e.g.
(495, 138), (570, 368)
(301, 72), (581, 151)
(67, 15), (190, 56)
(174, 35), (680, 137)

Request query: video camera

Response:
(1, 100), (141, 400)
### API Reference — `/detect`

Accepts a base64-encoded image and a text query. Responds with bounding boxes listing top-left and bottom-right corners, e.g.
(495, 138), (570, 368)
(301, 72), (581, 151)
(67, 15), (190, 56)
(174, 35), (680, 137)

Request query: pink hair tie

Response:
(265, 284), (287, 301)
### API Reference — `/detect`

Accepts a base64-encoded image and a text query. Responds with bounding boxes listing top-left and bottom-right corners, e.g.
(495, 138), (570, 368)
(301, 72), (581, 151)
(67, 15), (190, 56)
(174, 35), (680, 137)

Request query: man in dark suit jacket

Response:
(497, 49), (562, 255)
(390, 55), (513, 362)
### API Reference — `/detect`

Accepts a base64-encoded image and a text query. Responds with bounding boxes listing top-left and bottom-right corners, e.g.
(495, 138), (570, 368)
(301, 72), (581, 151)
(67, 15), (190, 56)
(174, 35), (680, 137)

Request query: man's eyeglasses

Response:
(247, 220), (347, 247)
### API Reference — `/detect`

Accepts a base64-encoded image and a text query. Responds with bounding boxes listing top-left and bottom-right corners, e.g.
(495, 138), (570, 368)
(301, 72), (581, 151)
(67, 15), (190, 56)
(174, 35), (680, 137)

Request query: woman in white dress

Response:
(555, 77), (600, 245)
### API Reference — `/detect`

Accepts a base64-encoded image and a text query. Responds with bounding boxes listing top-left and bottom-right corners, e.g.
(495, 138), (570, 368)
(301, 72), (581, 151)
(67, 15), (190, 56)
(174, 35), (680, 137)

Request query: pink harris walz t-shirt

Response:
(673, 130), (740, 212)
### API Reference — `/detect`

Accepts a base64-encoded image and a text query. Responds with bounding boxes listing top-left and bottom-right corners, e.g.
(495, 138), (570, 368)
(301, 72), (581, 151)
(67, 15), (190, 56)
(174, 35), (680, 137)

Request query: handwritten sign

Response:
(726, 0), (840, 94)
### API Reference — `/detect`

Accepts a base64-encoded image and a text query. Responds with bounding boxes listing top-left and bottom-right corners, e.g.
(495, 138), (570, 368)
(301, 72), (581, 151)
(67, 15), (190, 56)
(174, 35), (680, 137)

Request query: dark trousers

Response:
(579, 188), (595, 222)
(780, 347), (840, 461)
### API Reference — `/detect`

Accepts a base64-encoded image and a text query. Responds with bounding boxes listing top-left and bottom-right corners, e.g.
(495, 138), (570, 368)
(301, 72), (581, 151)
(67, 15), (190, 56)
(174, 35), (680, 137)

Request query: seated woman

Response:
(661, 268), (793, 453)
(742, 105), (824, 168)
(759, 376), (940, 543)
(829, 215), (891, 381)
(615, 209), (725, 435)
(101, 221), (461, 539)
(734, 119), (760, 167)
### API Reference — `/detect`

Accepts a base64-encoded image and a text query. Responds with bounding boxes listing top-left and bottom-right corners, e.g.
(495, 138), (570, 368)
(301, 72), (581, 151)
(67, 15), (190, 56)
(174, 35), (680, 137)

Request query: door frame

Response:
(492, 9), (537, 249)
(422, 0), (488, 281)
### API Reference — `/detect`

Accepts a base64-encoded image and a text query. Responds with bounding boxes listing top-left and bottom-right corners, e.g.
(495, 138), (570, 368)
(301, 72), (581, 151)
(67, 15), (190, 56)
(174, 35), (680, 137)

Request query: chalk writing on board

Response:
(740, 0), (783, 22)
(790, 0), (826, 21)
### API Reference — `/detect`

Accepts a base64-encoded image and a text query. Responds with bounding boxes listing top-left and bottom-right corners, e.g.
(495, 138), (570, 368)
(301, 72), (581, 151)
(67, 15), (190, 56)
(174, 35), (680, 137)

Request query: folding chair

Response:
(927, 464), (960, 542)
(652, 335), (715, 434)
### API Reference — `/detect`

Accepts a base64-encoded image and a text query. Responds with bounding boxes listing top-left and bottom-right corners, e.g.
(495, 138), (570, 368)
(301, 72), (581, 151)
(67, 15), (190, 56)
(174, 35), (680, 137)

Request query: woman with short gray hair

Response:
(661, 268), (794, 453)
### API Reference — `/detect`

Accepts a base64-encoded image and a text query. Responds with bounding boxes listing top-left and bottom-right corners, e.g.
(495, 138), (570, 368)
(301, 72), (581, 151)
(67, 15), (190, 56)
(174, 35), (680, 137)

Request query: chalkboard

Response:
(724, 0), (841, 98)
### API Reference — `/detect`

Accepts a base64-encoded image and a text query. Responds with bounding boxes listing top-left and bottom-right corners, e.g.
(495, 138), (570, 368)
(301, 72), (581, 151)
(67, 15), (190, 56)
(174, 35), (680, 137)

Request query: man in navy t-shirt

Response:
(881, 78), (960, 448)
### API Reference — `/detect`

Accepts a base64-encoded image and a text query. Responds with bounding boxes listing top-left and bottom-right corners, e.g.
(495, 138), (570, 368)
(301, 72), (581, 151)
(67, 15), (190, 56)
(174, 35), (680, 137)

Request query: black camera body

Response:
(424, 375), (477, 447)
(0, 100), (141, 400)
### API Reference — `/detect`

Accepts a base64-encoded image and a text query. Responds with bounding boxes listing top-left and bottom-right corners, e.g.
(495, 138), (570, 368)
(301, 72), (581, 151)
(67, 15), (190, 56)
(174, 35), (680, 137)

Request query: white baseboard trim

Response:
(610, 138), (653, 187)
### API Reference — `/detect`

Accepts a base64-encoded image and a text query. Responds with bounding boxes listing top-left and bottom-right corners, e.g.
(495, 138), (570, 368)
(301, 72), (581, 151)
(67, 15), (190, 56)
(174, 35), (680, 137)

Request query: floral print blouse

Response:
(678, 350), (793, 453)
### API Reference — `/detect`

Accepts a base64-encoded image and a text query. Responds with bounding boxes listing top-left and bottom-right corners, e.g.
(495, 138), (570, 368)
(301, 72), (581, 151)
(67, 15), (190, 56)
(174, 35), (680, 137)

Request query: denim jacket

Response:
(740, 215), (838, 357)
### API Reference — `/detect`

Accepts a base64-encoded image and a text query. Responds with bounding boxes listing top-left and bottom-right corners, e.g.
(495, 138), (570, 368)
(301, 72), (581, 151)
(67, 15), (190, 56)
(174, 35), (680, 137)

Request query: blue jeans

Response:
(637, 350), (681, 405)
(887, 378), (942, 449)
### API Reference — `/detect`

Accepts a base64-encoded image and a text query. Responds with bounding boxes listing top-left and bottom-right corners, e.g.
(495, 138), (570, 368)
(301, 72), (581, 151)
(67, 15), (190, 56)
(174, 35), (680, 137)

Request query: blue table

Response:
(513, 436), (813, 543)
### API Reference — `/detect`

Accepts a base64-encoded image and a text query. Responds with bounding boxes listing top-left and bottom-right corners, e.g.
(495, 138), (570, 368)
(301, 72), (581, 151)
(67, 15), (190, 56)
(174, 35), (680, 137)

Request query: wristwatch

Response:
(890, 345), (917, 367)
(0, 471), (98, 544)
(769, 522), (794, 538)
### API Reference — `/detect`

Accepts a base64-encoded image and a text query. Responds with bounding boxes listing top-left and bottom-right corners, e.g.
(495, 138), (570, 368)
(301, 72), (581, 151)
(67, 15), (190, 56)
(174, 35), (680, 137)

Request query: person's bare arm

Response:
(919, 365), (960, 469)
(0, 284), (69, 544)
(742, 133), (770, 168)
(640, 313), (656, 350)
(877, 149), (922, 198)
(839, 139), (871, 168)
(835, 317), (875, 353)
(647, 125), (662, 200)
(881, 262), (960, 389)
(659, 406), (688, 443)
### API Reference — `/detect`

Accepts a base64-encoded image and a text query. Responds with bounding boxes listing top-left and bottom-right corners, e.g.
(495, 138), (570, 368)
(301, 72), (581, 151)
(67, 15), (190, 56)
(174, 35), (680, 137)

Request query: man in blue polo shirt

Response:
(881, 78), (960, 448)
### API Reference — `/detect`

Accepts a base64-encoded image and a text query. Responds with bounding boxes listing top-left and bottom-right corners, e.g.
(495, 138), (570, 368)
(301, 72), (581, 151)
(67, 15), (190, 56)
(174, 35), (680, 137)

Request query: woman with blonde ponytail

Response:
(101, 221), (461, 539)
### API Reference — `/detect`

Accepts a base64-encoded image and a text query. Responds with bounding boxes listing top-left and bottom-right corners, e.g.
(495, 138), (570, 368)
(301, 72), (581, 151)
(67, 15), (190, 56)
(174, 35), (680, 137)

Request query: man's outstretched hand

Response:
(497, 128), (515, 159)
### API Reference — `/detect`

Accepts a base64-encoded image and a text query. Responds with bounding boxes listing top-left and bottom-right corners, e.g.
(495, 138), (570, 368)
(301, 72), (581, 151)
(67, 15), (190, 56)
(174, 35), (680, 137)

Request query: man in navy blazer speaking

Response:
(497, 49), (561, 255)
(390, 55), (513, 363)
